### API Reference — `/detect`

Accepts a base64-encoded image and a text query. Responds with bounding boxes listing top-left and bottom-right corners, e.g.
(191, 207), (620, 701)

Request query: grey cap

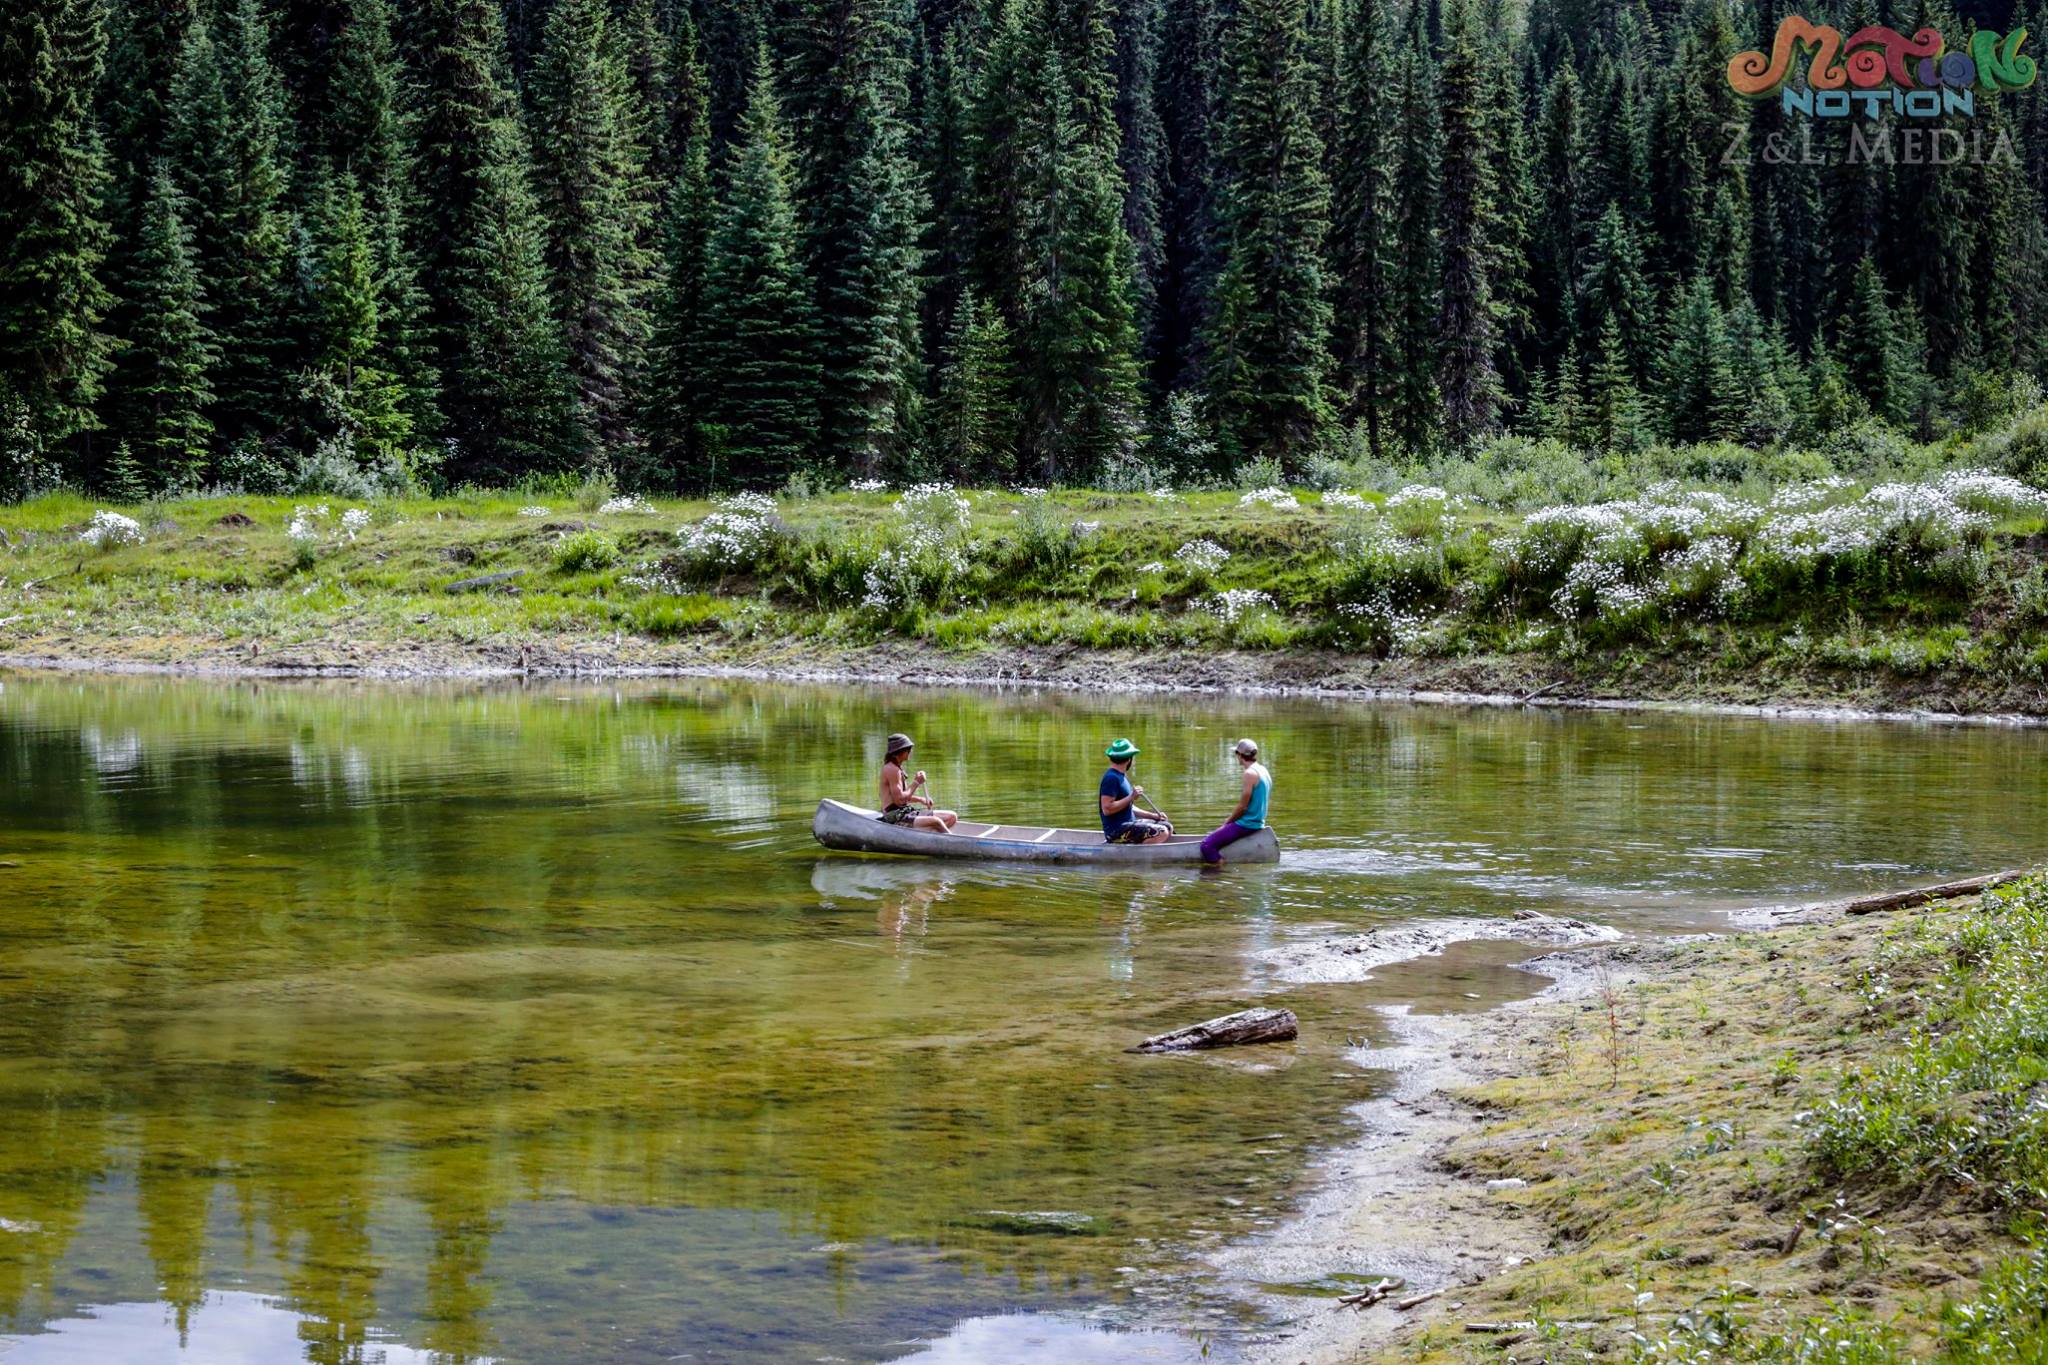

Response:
(885, 733), (914, 758)
(1233, 737), (1259, 757)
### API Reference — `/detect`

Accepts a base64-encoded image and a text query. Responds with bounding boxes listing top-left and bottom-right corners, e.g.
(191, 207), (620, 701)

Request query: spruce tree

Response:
(1839, 255), (1919, 428)
(1531, 63), (1588, 354)
(1206, 0), (1334, 468)
(165, 0), (293, 448)
(106, 166), (215, 490)
(408, 0), (573, 481)
(1329, 0), (1394, 456)
(528, 0), (659, 463)
(306, 179), (411, 463)
(1654, 274), (1738, 443)
(1545, 340), (1589, 450)
(931, 289), (1018, 478)
(1156, 0), (1225, 392)
(1435, 10), (1499, 447)
(1588, 314), (1647, 453)
(787, 0), (926, 477)
(1385, 1), (1438, 457)
(643, 33), (714, 488)
(1722, 300), (1793, 448)
(0, 0), (113, 472)
(1580, 205), (1654, 379)
(1481, 36), (1533, 408)
(1114, 0), (1168, 376)
(699, 49), (823, 486)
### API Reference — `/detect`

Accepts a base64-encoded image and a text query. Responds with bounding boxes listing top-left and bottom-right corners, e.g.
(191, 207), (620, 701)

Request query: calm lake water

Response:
(0, 672), (2042, 1364)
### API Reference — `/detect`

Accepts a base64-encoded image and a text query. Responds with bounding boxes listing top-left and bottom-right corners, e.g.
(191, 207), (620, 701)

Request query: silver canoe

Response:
(811, 798), (1280, 864)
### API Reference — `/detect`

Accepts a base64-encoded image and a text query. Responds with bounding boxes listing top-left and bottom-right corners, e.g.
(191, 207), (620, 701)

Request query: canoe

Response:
(811, 798), (1280, 865)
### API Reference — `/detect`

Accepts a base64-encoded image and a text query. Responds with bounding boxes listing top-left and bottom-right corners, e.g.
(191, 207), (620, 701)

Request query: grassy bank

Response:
(5, 448), (2048, 710)
(1388, 879), (2048, 1362)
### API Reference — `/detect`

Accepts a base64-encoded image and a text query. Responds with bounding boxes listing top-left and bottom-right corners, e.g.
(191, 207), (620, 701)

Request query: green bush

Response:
(553, 530), (620, 572)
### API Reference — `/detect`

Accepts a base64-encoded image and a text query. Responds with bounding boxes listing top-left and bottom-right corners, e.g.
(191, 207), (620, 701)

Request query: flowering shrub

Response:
(1384, 484), (1462, 538)
(677, 493), (783, 571)
(897, 482), (972, 543)
(1173, 539), (1231, 575)
(1203, 587), (1276, 623)
(599, 495), (652, 515)
(517, 505), (550, 518)
(1657, 535), (1744, 615)
(341, 508), (370, 540)
(861, 541), (969, 611)
(1239, 486), (1298, 509)
(1321, 491), (1369, 511)
(79, 510), (144, 549)
(849, 478), (887, 493)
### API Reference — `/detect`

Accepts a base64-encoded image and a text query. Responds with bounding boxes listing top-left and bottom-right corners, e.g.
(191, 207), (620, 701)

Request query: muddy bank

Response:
(4, 637), (2045, 727)
(1221, 877), (2038, 1363)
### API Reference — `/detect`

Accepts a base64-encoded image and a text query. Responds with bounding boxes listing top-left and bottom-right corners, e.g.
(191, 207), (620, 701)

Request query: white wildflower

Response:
(517, 505), (550, 518)
(1239, 486), (1298, 508)
(849, 478), (888, 493)
(341, 508), (371, 540)
(1173, 538), (1231, 573)
(1016, 486), (1049, 498)
(1203, 587), (1277, 623)
(897, 482), (972, 542)
(678, 492), (782, 565)
(79, 510), (144, 548)
(1322, 491), (1369, 511)
(599, 495), (652, 515)
(1138, 561), (1166, 574)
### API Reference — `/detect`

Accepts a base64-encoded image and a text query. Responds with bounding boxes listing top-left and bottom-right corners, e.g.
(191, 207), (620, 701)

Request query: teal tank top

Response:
(1238, 763), (1271, 829)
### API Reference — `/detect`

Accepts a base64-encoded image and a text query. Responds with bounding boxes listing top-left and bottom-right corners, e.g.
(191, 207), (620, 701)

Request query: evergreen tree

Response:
(1545, 340), (1589, 449)
(1722, 299), (1794, 448)
(1385, 1), (1438, 457)
(1113, 0), (1168, 376)
(1434, 9), (1499, 447)
(1156, 0), (1225, 392)
(1587, 312), (1647, 452)
(305, 179), (411, 463)
(643, 32), (714, 487)
(1481, 35), (1533, 408)
(1531, 63), (1588, 354)
(699, 49), (823, 486)
(1206, 0), (1334, 467)
(1839, 254), (1920, 428)
(408, 0), (573, 481)
(166, 0), (294, 448)
(1654, 274), (1738, 443)
(105, 166), (215, 489)
(930, 289), (1018, 477)
(788, 0), (926, 477)
(529, 0), (659, 463)
(1580, 205), (1654, 378)
(1329, 0), (1394, 455)
(0, 0), (113, 473)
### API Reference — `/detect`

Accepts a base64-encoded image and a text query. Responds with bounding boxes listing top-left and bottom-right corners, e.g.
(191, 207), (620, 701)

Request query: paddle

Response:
(1134, 786), (1173, 830)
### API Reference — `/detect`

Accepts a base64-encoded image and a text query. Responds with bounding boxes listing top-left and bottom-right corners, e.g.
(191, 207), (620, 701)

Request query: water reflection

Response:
(0, 672), (2043, 1362)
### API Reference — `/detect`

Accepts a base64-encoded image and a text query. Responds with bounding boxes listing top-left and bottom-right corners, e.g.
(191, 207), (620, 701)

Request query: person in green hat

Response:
(877, 733), (958, 833)
(1099, 738), (1173, 844)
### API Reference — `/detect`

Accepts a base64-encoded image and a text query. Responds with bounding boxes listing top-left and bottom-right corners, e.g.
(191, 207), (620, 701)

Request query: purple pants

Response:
(1200, 821), (1259, 864)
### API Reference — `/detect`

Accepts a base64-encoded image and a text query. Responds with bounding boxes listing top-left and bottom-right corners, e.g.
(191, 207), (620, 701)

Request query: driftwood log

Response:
(1129, 1006), (1298, 1053)
(1846, 870), (2023, 916)
(444, 568), (526, 594)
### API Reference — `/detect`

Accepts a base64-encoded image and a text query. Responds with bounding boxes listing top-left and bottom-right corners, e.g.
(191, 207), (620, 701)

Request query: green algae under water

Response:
(0, 673), (2044, 1363)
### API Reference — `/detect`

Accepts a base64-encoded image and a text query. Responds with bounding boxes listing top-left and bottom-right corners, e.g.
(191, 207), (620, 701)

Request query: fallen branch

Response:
(1338, 1277), (1404, 1309)
(1393, 1288), (1444, 1312)
(444, 568), (526, 594)
(1517, 680), (1564, 704)
(1846, 870), (2023, 916)
(1129, 1006), (1297, 1053)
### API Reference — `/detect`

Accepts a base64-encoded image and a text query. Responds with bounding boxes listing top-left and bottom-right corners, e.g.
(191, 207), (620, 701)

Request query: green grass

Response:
(3, 479), (2047, 708)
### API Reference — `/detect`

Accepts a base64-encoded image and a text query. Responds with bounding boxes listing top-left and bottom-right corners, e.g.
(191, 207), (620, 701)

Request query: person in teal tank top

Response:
(1200, 738), (1271, 863)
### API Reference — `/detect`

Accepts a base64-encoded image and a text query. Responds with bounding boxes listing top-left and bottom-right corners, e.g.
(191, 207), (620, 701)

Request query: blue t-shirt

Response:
(1099, 767), (1134, 836)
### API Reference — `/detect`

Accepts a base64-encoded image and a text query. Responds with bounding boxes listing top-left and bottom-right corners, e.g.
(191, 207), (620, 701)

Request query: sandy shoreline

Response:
(3, 644), (2044, 729)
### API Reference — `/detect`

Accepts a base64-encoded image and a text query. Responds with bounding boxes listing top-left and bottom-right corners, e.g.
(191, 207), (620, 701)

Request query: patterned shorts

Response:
(879, 804), (923, 826)
(1108, 820), (1168, 844)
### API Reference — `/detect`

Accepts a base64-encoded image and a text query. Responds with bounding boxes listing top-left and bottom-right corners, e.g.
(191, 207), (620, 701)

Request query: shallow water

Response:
(0, 673), (2041, 1363)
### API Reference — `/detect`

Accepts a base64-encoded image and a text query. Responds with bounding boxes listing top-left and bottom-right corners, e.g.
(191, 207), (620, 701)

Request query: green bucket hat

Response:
(1104, 738), (1140, 760)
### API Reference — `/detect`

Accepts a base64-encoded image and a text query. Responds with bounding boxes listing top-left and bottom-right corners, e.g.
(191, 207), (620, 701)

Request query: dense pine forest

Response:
(6, 0), (2048, 500)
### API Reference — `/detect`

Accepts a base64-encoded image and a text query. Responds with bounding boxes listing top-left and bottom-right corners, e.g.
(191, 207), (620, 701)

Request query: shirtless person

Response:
(877, 733), (958, 833)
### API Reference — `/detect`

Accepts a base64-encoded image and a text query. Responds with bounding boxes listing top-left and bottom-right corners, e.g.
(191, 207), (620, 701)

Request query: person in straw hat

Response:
(1199, 738), (1271, 864)
(877, 733), (958, 832)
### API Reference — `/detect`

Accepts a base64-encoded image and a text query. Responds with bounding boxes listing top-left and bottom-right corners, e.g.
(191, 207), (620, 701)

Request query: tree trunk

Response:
(1129, 1006), (1298, 1052)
